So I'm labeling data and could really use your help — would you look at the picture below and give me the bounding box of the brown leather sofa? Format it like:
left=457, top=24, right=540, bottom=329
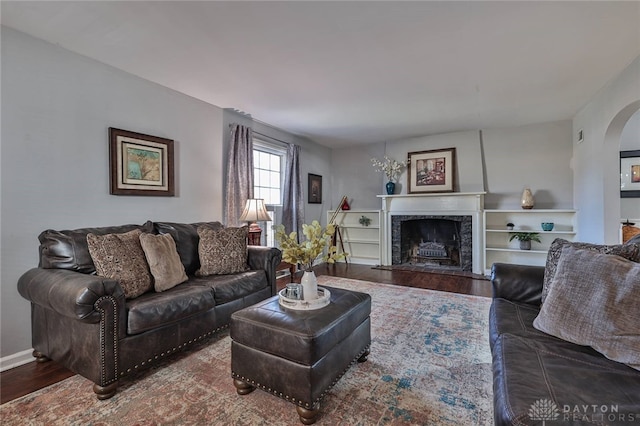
left=17, top=221, right=281, bottom=400
left=490, top=262, right=640, bottom=425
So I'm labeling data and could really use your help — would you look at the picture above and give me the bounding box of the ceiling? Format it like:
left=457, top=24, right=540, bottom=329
left=2, top=1, right=639, bottom=148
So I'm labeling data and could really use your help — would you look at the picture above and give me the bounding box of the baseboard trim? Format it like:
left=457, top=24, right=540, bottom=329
left=0, top=349, right=34, bottom=372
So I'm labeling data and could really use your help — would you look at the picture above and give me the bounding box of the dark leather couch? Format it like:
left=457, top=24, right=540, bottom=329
left=17, top=221, right=281, bottom=400
left=490, top=263, right=640, bottom=425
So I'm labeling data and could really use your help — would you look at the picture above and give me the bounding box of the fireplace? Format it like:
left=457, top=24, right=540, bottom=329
left=392, top=215, right=473, bottom=271
left=378, top=192, right=485, bottom=274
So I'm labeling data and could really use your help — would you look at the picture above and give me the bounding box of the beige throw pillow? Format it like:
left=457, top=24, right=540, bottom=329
left=534, top=246, right=640, bottom=371
left=139, top=233, right=188, bottom=292
left=196, top=226, right=249, bottom=276
left=541, top=238, right=640, bottom=304
left=87, top=229, right=153, bottom=299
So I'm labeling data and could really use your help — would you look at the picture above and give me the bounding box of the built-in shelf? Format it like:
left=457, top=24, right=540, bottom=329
left=328, top=209, right=381, bottom=265
left=483, top=209, right=577, bottom=274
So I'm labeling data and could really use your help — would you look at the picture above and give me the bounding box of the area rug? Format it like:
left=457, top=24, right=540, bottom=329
left=1, top=277, right=493, bottom=425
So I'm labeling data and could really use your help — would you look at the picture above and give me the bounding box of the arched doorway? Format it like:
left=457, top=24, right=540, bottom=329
left=603, top=101, right=640, bottom=242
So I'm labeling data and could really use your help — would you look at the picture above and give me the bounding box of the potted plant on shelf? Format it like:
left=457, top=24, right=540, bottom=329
left=508, top=232, right=541, bottom=250
left=274, top=221, right=347, bottom=300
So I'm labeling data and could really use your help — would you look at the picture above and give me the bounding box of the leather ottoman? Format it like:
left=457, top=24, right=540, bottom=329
left=230, top=286, right=371, bottom=425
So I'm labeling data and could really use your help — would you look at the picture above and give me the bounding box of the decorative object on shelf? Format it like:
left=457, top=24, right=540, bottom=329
left=506, top=223, right=515, bottom=230
left=509, top=232, right=541, bottom=250
left=371, top=156, right=407, bottom=195
left=308, top=174, right=323, bottom=204
left=359, top=215, right=372, bottom=227
left=239, top=198, right=272, bottom=245
left=521, top=188, right=535, bottom=209
left=274, top=221, right=347, bottom=300
left=620, top=150, right=640, bottom=198
left=541, top=222, right=555, bottom=231
left=109, top=128, right=175, bottom=196
left=407, top=148, right=456, bottom=193
left=341, top=197, right=351, bottom=210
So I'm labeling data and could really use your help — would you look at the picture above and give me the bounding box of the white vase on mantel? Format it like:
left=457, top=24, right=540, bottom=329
left=301, top=270, right=318, bottom=301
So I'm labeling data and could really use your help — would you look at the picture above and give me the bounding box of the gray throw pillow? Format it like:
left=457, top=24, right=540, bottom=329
left=541, top=238, right=640, bottom=304
left=139, top=233, right=188, bottom=292
left=87, top=229, right=153, bottom=299
left=534, top=246, right=640, bottom=371
left=196, top=226, right=249, bottom=276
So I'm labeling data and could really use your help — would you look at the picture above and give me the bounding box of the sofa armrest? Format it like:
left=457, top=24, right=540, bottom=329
left=247, top=246, right=282, bottom=295
left=17, top=268, right=126, bottom=323
left=490, top=263, right=545, bottom=306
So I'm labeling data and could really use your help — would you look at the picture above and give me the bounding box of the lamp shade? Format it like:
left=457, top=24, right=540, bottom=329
left=239, top=199, right=271, bottom=223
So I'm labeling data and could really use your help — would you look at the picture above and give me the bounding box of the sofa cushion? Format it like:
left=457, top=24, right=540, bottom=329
left=492, top=334, right=640, bottom=426
left=534, top=246, right=640, bottom=371
left=541, top=238, right=640, bottom=304
left=87, top=229, right=153, bottom=299
left=154, top=221, right=223, bottom=275
left=187, top=270, right=268, bottom=305
left=489, top=299, right=550, bottom=349
left=139, top=233, right=188, bottom=292
left=38, top=221, right=154, bottom=273
left=196, top=226, right=249, bottom=276
left=126, top=284, right=216, bottom=335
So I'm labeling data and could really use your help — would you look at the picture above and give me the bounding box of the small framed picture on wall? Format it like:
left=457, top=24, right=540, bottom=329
left=620, top=150, right=640, bottom=198
left=308, top=174, right=322, bottom=204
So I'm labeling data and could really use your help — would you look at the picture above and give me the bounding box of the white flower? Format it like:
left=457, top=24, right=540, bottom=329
left=371, top=156, right=407, bottom=182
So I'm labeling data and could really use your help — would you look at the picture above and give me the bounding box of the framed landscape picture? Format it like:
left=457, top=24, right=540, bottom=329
left=620, top=150, right=640, bottom=198
left=109, top=128, right=175, bottom=196
left=407, top=148, right=456, bottom=193
left=308, top=173, right=322, bottom=204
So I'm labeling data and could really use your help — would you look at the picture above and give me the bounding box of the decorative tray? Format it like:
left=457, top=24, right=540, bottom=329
left=278, top=287, right=331, bottom=311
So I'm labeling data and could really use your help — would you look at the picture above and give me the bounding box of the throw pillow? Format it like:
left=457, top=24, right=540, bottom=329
left=87, top=229, right=153, bottom=299
left=139, top=233, right=188, bottom=292
left=541, top=238, right=640, bottom=304
left=196, top=226, right=249, bottom=276
left=533, top=246, right=640, bottom=371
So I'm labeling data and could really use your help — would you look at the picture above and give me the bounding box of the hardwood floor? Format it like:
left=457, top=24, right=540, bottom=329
left=0, top=263, right=491, bottom=405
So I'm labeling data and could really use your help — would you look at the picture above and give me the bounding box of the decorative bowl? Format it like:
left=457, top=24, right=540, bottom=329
left=541, top=222, right=554, bottom=231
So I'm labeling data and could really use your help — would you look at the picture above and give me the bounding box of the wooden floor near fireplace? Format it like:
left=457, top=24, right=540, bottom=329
left=1, top=263, right=491, bottom=404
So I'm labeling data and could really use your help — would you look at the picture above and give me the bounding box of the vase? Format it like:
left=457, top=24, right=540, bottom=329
left=300, top=270, right=318, bottom=300
left=519, top=240, right=531, bottom=250
left=521, top=188, right=534, bottom=210
left=386, top=181, right=395, bottom=195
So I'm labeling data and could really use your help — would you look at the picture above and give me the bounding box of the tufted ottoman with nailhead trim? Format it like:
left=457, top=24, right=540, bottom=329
left=230, top=285, right=371, bottom=425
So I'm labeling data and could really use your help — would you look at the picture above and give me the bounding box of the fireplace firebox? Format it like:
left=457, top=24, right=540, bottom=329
left=391, top=215, right=472, bottom=272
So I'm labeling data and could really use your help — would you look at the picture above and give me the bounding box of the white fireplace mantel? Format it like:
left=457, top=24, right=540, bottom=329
left=377, top=192, right=486, bottom=274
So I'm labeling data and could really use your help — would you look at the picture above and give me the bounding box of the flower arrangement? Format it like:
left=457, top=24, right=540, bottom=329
left=371, top=156, right=407, bottom=182
left=359, top=215, right=372, bottom=226
left=274, top=221, right=347, bottom=271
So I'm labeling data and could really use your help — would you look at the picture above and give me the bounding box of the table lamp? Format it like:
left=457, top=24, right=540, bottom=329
left=239, top=198, right=271, bottom=245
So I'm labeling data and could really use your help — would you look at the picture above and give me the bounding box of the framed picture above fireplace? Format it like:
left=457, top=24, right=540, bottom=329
left=407, top=148, right=456, bottom=193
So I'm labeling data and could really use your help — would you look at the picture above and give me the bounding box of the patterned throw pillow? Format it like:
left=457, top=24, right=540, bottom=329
left=534, top=246, right=640, bottom=371
left=139, top=233, right=188, bottom=292
left=541, top=238, right=640, bottom=304
left=87, top=229, right=153, bottom=299
left=196, top=226, right=249, bottom=276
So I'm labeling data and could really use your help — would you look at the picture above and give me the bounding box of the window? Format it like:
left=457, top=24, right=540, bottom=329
left=253, top=139, right=286, bottom=246
left=253, top=142, right=284, bottom=206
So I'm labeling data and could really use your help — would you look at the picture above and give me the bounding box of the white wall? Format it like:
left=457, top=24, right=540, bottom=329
left=482, top=121, right=573, bottom=209
left=573, top=55, right=640, bottom=243
left=330, top=123, right=574, bottom=211
left=0, top=27, right=333, bottom=362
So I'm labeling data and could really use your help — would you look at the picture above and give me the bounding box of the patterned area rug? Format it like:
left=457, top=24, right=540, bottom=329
left=1, top=277, right=493, bottom=425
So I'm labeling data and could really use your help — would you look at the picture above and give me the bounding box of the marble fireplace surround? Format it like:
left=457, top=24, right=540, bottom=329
left=377, top=192, right=485, bottom=274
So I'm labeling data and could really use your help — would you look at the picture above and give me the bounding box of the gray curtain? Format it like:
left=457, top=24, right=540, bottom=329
left=282, top=144, right=304, bottom=235
left=225, top=124, right=254, bottom=227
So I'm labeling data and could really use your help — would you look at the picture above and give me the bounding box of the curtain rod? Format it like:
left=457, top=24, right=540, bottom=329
left=253, top=130, right=290, bottom=147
